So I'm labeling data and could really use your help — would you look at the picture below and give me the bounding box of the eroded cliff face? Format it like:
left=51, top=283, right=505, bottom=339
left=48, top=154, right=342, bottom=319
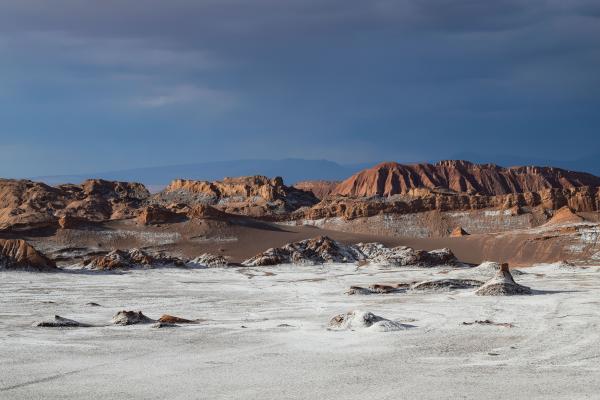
left=0, top=239, right=57, bottom=271
left=293, top=187, right=600, bottom=221
left=156, top=175, right=318, bottom=217
left=333, top=160, right=600, bottom=197
left=0, top=178, right=150, bottom=232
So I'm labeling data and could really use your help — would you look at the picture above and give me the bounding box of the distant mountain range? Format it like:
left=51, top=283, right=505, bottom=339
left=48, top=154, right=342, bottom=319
left=31, top=155, right=600, bottom=192
left=32, top=159, right=374, bottom=191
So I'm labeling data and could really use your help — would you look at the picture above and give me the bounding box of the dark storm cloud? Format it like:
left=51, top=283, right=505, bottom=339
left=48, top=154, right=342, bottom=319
left=0, top=1, right=599, bottom=176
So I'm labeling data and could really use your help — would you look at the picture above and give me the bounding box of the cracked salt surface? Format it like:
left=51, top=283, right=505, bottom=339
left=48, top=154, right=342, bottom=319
left=2, top=263, right=600, bottom=399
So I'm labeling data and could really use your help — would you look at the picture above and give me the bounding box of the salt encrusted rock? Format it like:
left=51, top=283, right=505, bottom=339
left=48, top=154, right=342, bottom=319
left=243, top=236, right=363, bottom=266
left=410, top=278, right=483, bottom=291
left=242, top=236, right=461, bottom=267
left=111, top=310, right=155, bottom=325
left=328, top=310, right=410, bottom=332
left=346, top=283, right=410, bottom=295
left=84, top=248, right=184, bottom=270
left=475, top=263, right=532, bottom=296
left=355, top=243, right=460, bottom=267
left=34, top=315, right=89, bottom=327
left=188, top=253, right=232, bottom=268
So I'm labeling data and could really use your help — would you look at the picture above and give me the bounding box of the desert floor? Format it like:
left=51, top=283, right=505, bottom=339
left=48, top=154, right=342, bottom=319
left=2, top=263, right=600, bottom=399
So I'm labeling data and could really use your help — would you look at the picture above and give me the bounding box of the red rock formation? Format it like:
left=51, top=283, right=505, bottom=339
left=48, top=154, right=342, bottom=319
left=545, top=206, right=584, bottom=226
left=293, top=180, right=340, bottom=199
left=136, top=205, right=182, bottom=225
left=450, top=227, right=470, bottom=237
left=0, top=178, right=150, bottom=232
left=294, top=187, right=600, bottom=221
left=334, top=160, right=600, bottom=197
left=0, top=239, right=57, bottom=271
left=159, top=175, right=318, bottom=217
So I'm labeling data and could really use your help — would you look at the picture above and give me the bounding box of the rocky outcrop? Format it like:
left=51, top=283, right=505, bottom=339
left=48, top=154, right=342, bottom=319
left=293, top=180, right=340, bottom=199
left=242, top=236, right=461, bottom=267
left=328, top=310, right=410, bottom=332
left=356, top=242, right=460, bottom=267
left=411, top=279, right=483, bottom=291
left=242, top=236, right=363, bottom=266
left=111, top=310, right=155, bottom=325
left=0, top=239, right=57, bottom=271
left=293, top=186, right=600, bottom=222
left=188, top=253, right=232, bottom=268
left=157, top=175, right=318, bottom=218
left=334, top=160, right=600, bottom=197
left=545, top=206, right=584, bottom=226
left=83, top=248, right=184, bottom=270
left=0, top=178, right=150, bottom=232
left=157, top=315, right=196, bottom=323
left=34, top=315, right=90, bottom=327
left=475, top=263, right=532, bottom=296
left=136, top=205, right=183, bottom=225
left=450, top=226, right=469, bottom=237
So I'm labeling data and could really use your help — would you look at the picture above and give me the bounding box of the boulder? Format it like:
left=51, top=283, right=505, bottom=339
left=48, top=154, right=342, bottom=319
left=111, top=310, right=155, bottom=325
left=157, top=315, right=196, bottom=324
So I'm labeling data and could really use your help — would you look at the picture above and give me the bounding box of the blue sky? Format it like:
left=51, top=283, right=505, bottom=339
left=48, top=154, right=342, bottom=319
left=1, top=0, right=599, bottom=177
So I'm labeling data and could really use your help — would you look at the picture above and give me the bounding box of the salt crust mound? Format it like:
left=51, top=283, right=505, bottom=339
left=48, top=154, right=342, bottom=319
left=328, top=310, right=410, bottom=332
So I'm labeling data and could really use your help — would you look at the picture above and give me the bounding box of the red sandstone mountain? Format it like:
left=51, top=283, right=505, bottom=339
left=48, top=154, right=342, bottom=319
left=333, top=160, right=600, bottom=197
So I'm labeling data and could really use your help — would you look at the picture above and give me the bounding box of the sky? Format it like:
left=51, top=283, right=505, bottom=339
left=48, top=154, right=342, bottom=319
left=0, top=0, right=599, bottom=177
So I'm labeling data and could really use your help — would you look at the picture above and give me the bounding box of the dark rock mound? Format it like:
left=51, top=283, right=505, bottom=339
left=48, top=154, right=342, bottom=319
left=411, top=278, right=483, bottom=291
left=34, top=315, right=90, bottom=327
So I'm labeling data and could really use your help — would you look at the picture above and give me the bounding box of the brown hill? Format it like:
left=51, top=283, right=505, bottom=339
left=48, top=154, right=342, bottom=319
left=0, top=178, right=149, bottom=232
left=157, top=176, right=318, bottom=217
left=333, top=160, right=600, bottom=197
left=293, top=180, right=340, bottom=199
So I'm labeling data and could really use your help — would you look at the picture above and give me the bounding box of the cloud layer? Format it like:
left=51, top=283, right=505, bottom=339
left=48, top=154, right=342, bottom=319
left=0, top=0, right=599, bottom=176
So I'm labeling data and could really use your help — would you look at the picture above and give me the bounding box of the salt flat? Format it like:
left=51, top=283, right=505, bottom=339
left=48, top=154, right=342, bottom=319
left=2, top=264, right=600, bottom=399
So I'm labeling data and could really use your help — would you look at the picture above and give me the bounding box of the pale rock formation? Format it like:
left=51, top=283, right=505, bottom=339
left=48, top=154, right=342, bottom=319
left=475, top=263, right=532, bottom=295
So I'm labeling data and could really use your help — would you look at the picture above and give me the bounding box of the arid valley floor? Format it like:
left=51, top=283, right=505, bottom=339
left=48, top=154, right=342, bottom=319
left=3, top=263, right=600, bottom=399
left=3, top=160, right=600, bottom=398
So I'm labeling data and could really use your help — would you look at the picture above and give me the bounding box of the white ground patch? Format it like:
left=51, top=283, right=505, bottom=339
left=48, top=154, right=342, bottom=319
left=2, top=263, right=600, bottom=399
